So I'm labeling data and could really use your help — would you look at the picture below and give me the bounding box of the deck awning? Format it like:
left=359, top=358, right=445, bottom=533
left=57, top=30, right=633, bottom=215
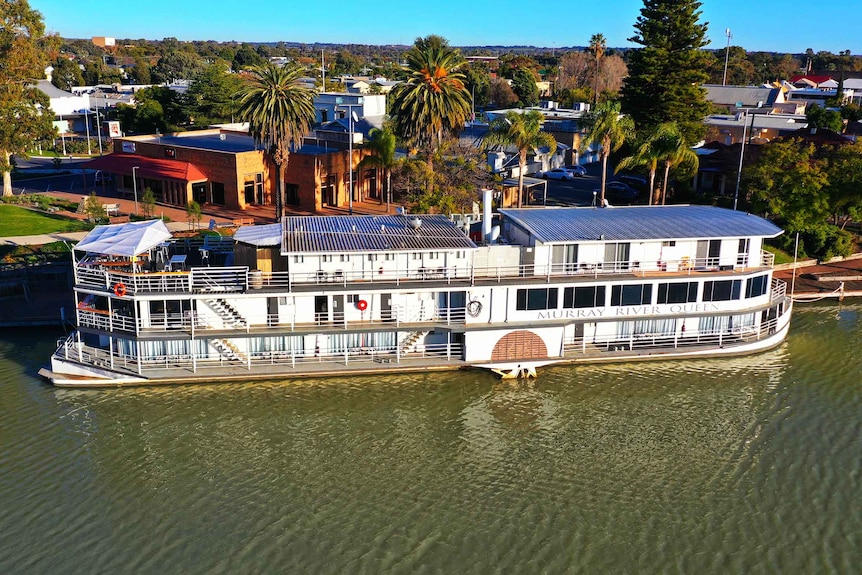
left=85, top=153, right=207, bottom=182
left=74, top=219, right=172, bottom=257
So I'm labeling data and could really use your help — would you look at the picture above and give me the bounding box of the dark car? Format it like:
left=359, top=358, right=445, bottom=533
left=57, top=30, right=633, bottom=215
left=601, top=181, right=641, bottom=203
left=614, top=174, right=648, bottom=192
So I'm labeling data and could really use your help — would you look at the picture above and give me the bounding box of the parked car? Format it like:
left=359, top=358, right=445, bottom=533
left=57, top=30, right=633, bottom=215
left=564, top=165, right=588, bottom=176
left=598, top=181, right=641, bottom=203
left=540, top=168, right=579, bottom=180
left=614, top=174, right=648, bottom=192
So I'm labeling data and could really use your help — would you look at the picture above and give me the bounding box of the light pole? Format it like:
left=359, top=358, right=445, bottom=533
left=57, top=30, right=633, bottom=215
left=132, top=166, right=140, bottom=215
left=733, top=110, right=752, bottom=211
left=722, top=28, right=732, bottom=86
left=94, top=106, right=103, bottom=155
left=335, top=98, right=362, bottom=215
left=82, top=110, right=91, bottom=156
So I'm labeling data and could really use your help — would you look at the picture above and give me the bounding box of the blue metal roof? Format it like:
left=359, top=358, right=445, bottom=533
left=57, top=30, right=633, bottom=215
left=280, top=214, right=476, bottom=254
left=499, top=205, right=783, bottom=243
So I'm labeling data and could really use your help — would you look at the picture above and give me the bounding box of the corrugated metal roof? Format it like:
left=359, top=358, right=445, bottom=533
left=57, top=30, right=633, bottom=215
left=499, top=205, right=783, bottom=243
left=280, top=215, right=476, bottom=254
left=234, top=223, right=282, bottom=247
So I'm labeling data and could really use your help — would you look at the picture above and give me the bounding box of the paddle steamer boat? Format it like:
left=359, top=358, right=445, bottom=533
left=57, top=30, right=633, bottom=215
left=42, top=202, right=792, bottom=386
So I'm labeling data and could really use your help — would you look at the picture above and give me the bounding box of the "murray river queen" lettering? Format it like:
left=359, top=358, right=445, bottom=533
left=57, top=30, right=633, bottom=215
left=536, top=303, right=720, bottom=320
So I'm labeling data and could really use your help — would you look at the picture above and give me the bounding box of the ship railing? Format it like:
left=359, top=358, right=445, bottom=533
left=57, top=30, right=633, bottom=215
left=77, top=308, right=138, bottom=333
left=770, top=278, right=787, bottom=302
left=191, top=267, right=248, bottom=292
left=761, top=250, right=775, bottom=268
left=563, top=314, right=785, bottom=355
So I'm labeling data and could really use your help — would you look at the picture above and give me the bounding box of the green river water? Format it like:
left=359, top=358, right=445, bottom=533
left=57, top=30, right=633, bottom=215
left=1, top=302, right=860, bottom=574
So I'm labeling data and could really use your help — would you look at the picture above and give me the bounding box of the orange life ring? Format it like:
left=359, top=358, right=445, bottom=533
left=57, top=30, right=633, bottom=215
left=113, top=282, right=127, bottom=297
left=356, top=299, right=368, bottom=311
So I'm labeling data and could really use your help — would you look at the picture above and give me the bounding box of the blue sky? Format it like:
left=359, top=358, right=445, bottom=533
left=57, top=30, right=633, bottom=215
left=34, top=0, right=861, bottom=54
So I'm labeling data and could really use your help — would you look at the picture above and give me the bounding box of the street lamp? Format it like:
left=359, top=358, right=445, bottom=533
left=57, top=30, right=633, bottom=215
left=733, top=110, right=755, bottom=211
left=722, top=28, right=732, bottom=86
left=132, top=166, right=140, bottom=215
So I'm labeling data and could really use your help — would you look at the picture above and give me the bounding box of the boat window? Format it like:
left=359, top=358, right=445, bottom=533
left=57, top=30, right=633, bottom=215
left=516, top=288, right=559, bottom=311
left=745, top=275, right=768, bottom=298
left=563, top=286, right=606, bottom=308
left=657, top=282, right=698, bottom=304
left=703, top=279, right=742, bottom=301
left=611, top=284, right=652, bottom=306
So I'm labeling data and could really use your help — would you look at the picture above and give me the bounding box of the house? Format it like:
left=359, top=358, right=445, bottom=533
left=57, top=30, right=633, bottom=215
left=702, top=84, right=784, bottom=111
left=313, top=93, right=386, bottom=125
left=703, top=110, right=808, bottom=146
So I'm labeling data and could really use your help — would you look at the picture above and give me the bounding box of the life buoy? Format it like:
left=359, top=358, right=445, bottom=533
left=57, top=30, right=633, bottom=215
left=113, top=282, right=127, bottom=297
left=467, top=300, right=482, bottom=318
left=356, top=299, right=368, bottom=311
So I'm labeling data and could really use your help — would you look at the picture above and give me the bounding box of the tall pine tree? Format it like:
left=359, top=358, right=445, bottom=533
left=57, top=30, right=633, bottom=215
left=620, top=0, right=711, bottom=146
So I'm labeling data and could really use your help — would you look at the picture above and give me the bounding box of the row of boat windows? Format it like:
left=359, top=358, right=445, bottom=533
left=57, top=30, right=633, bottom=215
left=294, top=251, right=468, bottom=264
left=516, top=275, right=770, bottom=311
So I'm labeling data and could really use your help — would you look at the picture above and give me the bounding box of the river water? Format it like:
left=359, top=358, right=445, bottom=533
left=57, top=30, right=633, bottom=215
left=1, top=303, right=860, bottom=574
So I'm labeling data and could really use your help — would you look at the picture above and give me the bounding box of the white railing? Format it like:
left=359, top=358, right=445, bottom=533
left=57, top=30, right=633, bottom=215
left=562, top=314, right=786, bottom=355
left=771, top=278, right=787, bottom=302
left=74, top=253, right=775, bottom=295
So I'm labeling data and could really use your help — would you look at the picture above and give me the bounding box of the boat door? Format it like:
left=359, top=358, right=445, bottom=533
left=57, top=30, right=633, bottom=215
left=381, top=293, right=393, bottom=322
left=574, top=322, right=585, bottom=346
left=315, top=296, right=328, bottom=325
left=332, top=295, right=344, bottom=324
left=267, top=297, right=278, bottom=326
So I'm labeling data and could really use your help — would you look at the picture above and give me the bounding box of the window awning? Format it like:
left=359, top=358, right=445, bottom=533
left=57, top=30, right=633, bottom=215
left=84, top=153, right=207, bottom=182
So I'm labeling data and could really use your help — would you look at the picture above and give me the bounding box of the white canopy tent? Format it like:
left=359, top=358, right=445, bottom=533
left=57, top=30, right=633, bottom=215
left=74, top=220, right=172, bottom=257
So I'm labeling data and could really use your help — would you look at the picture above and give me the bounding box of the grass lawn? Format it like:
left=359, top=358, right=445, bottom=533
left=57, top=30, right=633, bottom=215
left=0, top=204, right=91, bottom=237
left=763, top=244, right=795, bottom=265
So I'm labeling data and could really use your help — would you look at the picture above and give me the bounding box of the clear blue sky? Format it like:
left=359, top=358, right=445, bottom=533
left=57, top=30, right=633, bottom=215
left=34, top=0, right=861, bottom=54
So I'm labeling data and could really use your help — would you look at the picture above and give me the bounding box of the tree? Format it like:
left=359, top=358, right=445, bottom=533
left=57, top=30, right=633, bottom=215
left=588, top=34, right=606, bottom=105
left=186, top=62, right=243, bottom=125
left=806, top=104, right=844, bottom=133
left=511, top=68, right=539, bottom=107
left=358, top=126, right=397, bottom=210
left=186, top=200, right=202, bottom=230
left=152, top=50, right=206, bottom=83
left=237, top=63, right=315, bottom=221
left=51, top=57, right=84, bottom=91
left=488, top=78, right=518, bottom=108
left=617, top=123, right=676, bottom=205
left=462, top=62, right=491, bottom=110
left=580, top=101, right=635, bottom=205
left=389, top=35, right=471, bottom=183
left=141, top=187, right=156, bottom=218
left=84, top=192, right=106, bottom=222
left=1, top=0, right=56, bottom=196
left=232, top=44, right=264, bottom=71
left=482, top=110, right=557, bottom=208
left=620, top=0, right=711, bottom=145
left=655, top=122, right=699, bottom=204
left=821, top=140, right=862, bottom=229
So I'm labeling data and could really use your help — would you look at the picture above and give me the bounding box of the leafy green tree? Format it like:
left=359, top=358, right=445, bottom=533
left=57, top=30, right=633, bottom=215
left=462, top=63, right=491, bottom=110
left=1, top=0, right=56, bottom=196
left=511, top=68, right=540, bottom=107
left=232, top=44, right=265, bottom=71
left=806, top=104, right=844, bottom=132
left=488, top=78, right=518, bottom=108
left=141, top=187, right=156, bottom=218
left=186, top=199, right=202, bottom=230
left=237, top=63, right=315, bottom=220
left=617, top=124, right=670, bottom=205
left=822, top=140, right=862, bottom=229
left=744, top=139, right=830, bottom=234
left=482, top=110, right=556, bottom=208
left=588, top=34, right=606, bottom=104
left=389, top=35, right=471, bottom=182
left=620, top=0, right=711, bottom=145
left=152, top=50, right=206, bottom=83
left=129, top=57, right=152, bottom=85
left=358, top=126, right=397, bottom=210
left=580, top=100, right=635, bottom=205
left=186, top=62, right=243, bottom=125
left=51, top=57, right=84, bottom=91
left=84, top=192, right=106, bottom=222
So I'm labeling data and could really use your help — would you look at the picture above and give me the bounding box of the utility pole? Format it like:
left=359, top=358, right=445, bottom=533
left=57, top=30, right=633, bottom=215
left=722, top=28, right=732, bottom=86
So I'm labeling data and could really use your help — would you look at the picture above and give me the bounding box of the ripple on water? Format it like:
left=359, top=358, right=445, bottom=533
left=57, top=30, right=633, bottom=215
left=1, top=306, right=861, bottom=573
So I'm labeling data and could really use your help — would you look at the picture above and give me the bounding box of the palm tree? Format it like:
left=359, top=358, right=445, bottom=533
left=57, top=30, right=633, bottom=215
left=657, top=123, right=699, bottom=205
left=389, top=35, right=472, bottom=185
left=482, top=110, right=557, bottom=208
left=358, top=126, right=397, bottom=211
left=588, top=33, right=607, bottom=105
left=580, top=100, right=635, bottom=206
left=236, top=63, right=315, bottom=220
left=617, top=123, right=678, bottom=205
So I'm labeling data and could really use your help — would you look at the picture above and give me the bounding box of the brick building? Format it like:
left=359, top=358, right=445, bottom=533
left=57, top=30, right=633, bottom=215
left=87, top=128, right=374, bottom=214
